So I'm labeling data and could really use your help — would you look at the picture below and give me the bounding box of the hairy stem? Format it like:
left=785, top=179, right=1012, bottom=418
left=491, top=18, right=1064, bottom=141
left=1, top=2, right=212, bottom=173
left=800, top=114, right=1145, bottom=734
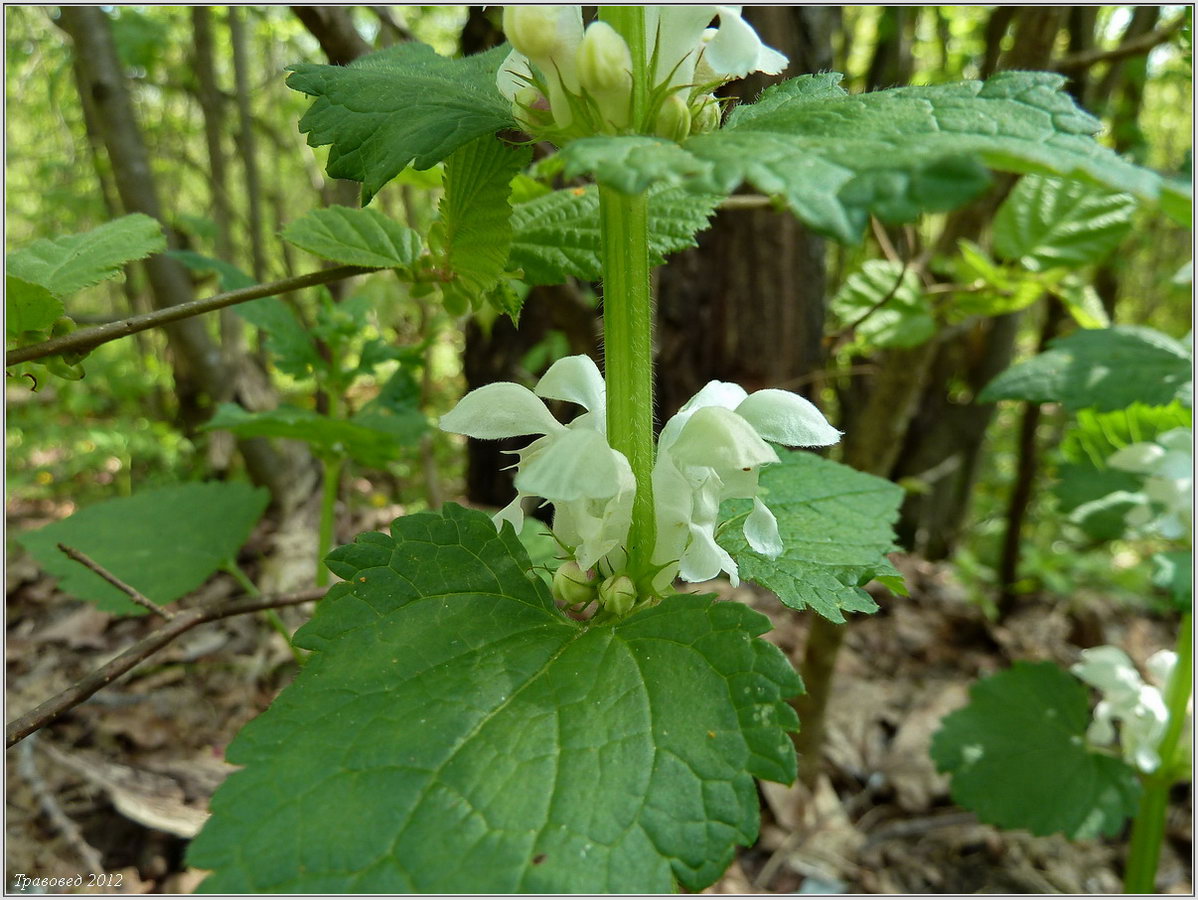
left=598, top=184, right=656, bottom=580
left=1123, top=611, right=1192, bottom=892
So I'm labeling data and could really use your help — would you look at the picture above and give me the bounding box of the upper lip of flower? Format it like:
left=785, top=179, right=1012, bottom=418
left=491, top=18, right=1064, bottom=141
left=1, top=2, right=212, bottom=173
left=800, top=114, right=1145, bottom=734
left=439, top=354, right=634, bottom=570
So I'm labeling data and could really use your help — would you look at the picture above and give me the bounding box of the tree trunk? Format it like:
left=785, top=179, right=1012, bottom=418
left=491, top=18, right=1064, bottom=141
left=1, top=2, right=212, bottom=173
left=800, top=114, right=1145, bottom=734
left=59, top=6, right=308, bottom=509
left=229, top=7, right=268, bottom=283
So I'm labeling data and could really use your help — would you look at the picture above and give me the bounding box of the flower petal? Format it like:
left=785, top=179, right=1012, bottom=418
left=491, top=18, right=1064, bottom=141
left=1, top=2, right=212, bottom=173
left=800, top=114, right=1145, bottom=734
left=744, top=498, right=783, bottom=557
left=735, top=389, right=841, bottom=447
left=670, top=406, right=779, bottom=471
left=515, top=427, right=628, bottom=502
left=1108, top=441, right=1165, bottom=474
left=493, top=495, right=526, bottom=534
left=496, top=49, right=533, bottom=101
left=440, top=382, right=564, bottom=439
left=645, top=6, right=719, bottom=90
left=704, top=7, right=789, bottom=78
left=535, top=354, right=606, bottom=416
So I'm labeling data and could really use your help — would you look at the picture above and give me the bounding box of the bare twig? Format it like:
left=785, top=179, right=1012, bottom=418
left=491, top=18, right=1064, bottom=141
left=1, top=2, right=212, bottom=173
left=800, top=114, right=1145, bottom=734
left=870, top=216, right=901, bottom=265
left=17, top=734, right=107, bottom=874
left=1053, top=17, right=1184, bottom=73
left=6, top=264, right=378, bottom=366
left=719, top=194, right=776, bottom=210
left=6, top=587, right=325, bottom=748
left=57, top=544, right=174, bottom=619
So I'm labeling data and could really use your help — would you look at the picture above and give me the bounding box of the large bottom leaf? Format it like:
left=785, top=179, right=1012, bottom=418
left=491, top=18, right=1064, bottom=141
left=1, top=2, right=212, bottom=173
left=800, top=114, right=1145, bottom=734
left=189, top=504, right=801, bottom=892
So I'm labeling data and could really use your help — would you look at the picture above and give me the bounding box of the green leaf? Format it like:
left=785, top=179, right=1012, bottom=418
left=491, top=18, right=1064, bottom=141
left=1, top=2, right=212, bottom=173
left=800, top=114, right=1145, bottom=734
left=509, top=184, right=721, bottom=285
left=931, top=662, right=1141, bottom=839
left=993, top=175, right=1137, bottom=271
left=15, top=482, right=268, bottom=616
left=281, top=206, right=422, bottom=269
left=189, top=504, right=801, bottom=892
left=203, top=403, right=414, bottom=468
left=6, top=213, right=165, bottom=297
left=1053, top=465, right=1143, bottom=541
left=1055, top=276, right=1111, bottom=329
left=436, top=137, right=530, bottom=314
left=561, top=72, right=1171, bottom=243
left=718, top=450, right=905, bottom=623
left=287, top=43, right=516, bottom=203
left=6, top=276, right=63, bottom=336
left=979, top=325, right=1193, bottom=411
left=830, top=260, right=934, bottom=349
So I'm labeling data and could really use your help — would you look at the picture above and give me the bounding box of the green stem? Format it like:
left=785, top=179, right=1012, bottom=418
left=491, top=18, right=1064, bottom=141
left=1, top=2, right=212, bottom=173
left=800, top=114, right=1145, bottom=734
left=1123, top=611, right=1192, bottom=893
left=598, top=184, right=655, bottom=580
left=224, top=560, right=305, bottom=665
left=599, top=6, right=649, bottom=128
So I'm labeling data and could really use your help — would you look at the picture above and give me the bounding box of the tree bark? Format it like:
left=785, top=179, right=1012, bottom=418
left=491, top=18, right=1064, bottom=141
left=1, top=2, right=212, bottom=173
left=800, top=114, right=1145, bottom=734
left=291, top=6, right=373, bottom=65
left=59, top=6, right=307, bottom=508
left=229, top=7, right=268, bottom=283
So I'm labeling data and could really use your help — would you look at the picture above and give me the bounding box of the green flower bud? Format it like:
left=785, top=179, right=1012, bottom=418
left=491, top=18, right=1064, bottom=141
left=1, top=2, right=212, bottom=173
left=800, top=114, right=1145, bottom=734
left=577, top=22, right=632, bottom=96
left=552, top=561, right=596, bottom=607
left=598, top=574, right=637, bottom=617
left=654, top=93, right=692, bottom=142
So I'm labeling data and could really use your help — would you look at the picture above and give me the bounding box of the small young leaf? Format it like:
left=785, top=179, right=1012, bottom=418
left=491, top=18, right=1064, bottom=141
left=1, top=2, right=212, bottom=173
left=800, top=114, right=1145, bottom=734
left=203, top=403, right=415, bottom=468
left=287, top=43, right=516, bottom=202
left=281, top=206, right=422, bottom=269
left=509, top=184, right=720, bottom=285
left=6, top=213, right=165, bottom=297
left=830, top=260, right=934, bottom=349
left=993, top=175, right=1137, bottom=271
left=6, top=276, right=64, bottom=336
left=437, top=137, right=530, bottom=314
left=931, top=661, right=1141, bottom=839
left=980, top=325, right=1193, bottom=411
left=189, top=504, right=801, bottom=893
left=718, top=450, right=905, bottom=622
left=561, top=72, right=1176, bottom=243
left=16, top=482, right=268, bottom=616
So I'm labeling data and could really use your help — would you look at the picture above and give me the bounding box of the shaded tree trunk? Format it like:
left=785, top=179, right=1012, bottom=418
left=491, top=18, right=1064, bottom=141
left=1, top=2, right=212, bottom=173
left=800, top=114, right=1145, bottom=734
left=59, top=6, right=308, bottom=509
left=229, top=7, right=268, bottom=283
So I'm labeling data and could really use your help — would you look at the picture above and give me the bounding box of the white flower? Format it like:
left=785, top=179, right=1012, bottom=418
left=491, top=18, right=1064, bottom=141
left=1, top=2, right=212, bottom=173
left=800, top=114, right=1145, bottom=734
left=651, top=381, right=840, bottom=589
left=497, top=5, right=786, bottom=139
left=439, top=354, right=634, bottom=570
left=644, top=6, right=788, bottom=96
left=1072, top=645, right=1190, bottom=774
left=1107, top=428, right=1193, bottom=541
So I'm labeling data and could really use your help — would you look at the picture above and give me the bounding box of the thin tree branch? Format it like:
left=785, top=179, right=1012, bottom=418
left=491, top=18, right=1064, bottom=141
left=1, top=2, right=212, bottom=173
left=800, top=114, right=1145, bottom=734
left=6, top=587, right=325, bottom=748
left=57, top=544, right=174, bottom=619
left=6, top=265, right=378, bottom=367
left=719, top=194, right=776, bottom=210
left=1053, top=18, right=1183, bottom=73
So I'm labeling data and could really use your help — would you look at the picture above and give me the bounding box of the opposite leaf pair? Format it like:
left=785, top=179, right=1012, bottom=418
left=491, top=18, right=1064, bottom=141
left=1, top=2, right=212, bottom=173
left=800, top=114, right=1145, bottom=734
left=439, top=354, right=840, bottom=603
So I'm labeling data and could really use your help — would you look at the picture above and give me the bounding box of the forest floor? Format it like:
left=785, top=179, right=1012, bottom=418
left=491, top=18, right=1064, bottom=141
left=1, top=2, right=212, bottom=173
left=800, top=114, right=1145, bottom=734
left=5, top=500, right=1192, bottom=895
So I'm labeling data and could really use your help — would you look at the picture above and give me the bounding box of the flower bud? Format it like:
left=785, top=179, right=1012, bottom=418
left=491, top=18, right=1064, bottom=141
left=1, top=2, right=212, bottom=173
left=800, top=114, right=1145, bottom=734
left=690, top=95, right=721, bottom=134
left=598, top=574, right=636, bottom=616
left=577, top=22, right=632, bottom=95
left=552, top=561, right=596, bottom=607
left=654, top=93, right=692, bottom=142
left=503, top=6, right=565, bottom=60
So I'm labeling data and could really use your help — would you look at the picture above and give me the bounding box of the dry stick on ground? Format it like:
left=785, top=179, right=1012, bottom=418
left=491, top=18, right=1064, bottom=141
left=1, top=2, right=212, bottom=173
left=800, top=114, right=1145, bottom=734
left=6, top=264, right=378, bottom=367
left=56, top=544, right=175, bottom=620
left=6, top=587, right=325, bottom=748
left=16, top=733, right=107, bottom=874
